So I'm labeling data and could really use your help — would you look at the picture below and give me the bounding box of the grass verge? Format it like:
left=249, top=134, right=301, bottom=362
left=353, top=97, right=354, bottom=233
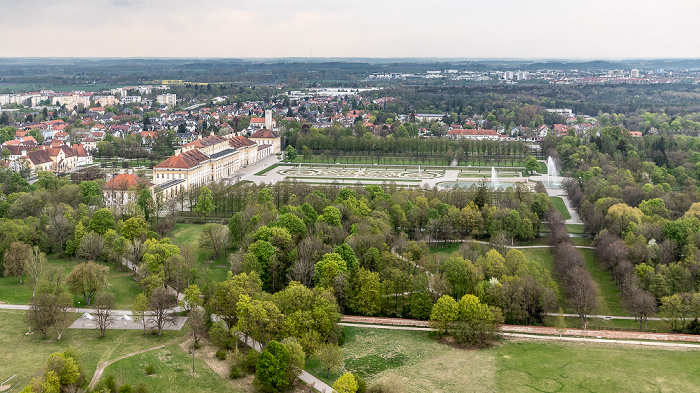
left=549, top=196, right=571, bottom=220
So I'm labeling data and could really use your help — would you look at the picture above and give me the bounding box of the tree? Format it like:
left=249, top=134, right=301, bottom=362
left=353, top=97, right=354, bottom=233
left=198, top=223, right=229, bottom=261
left=53, top=293, right=73, bottom=340
left=137, top=189, right=154, bottom=221
left=524, top=155, right=540, bottom=174
left=429, top=295, right=459, bottom=334
left=555, top=307, right=566, bottom=337
left=188, top=306, right=208, bottom=344
left=316, top=343, right=343, bottom=378
left=194, top=186, right=214, bottom=216
left=131, top=292, right=150, bottom=335
left=149, top=286, right=175, bottom=336
left=93, top=292, right=115, bottom=338
left=285, top=145, right=297, bottom=161
left=349, top=267, right=381, bottom=316
left=88, top=208, right=115, bottom=235
left=207, top=271, right=263, bottom=329
left=182, top=284, right=203, bottom=311
left=254, top=340, right=290, bottom=393
left=66, top=261, right=109, bottom=306
left=333, top=372, right=359, bottom=393
left=3, top=241, right=31, bottom=283
left=568, top=268, right=598, bottom=328
left=28, top=293, right=57, bottom=339
left=237, top=295, right=284, bottom=349
left=121, top=217, right=148, bottom=241
left=76, top=231, right=105, bottom=261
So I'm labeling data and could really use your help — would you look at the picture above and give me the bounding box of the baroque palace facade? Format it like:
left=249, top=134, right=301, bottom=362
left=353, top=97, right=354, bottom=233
left=151, top=131, right=279, bottom=199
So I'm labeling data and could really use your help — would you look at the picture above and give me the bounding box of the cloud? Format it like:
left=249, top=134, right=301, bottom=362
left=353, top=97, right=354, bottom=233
left=0, top=0, right=699, bottom=58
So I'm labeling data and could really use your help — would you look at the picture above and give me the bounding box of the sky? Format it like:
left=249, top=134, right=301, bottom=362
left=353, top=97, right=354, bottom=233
left=2, top=0, right=699, bottom=59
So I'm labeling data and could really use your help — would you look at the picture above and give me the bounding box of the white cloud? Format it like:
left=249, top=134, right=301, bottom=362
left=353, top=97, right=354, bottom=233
left=0, top=0, right=698, bottom=58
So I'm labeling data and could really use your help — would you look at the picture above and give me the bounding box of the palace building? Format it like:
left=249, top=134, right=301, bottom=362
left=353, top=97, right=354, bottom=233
left=152, top=134, right=272, bottom=199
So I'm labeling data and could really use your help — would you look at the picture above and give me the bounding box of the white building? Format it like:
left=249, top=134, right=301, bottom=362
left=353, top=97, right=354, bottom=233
left=156, top=93, right=177, bottom=107
left=630, top=69, right=640, bottom=78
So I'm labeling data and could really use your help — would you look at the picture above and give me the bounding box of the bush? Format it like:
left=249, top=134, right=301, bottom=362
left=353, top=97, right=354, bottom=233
left=144, top=364, right=155, bottom=375
left=133, top=384, right=149, bottom=393
left=215, top=350, right=227, bottom=360
left=119, top=384, right=132, bottom=393
left=229, top=363, right=244, bottom=379
left=103, top=375, right=117, bottom=392
left=355, top=375, right=367, bottom=393
left=243, top=349, right=260, bottom=373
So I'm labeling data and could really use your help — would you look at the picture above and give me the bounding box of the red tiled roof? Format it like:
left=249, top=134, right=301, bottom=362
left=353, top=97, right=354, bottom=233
left=104, top=173, right=152, bottom=190
left=446, top=129, right=497, bottom=136
left=183, top=135, right=226, bottom=149
left=228, top=136, right=256, bottom=149
left=26, top=149, right=52, bottom=165
left=249, top=128, right=278, bottom=139
left=153, top=149, right=209, bottom=169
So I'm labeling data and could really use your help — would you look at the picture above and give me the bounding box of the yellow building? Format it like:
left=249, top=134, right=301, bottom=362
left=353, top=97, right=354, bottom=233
left=152, top=135, right=260, bottom=198
left=249, top=128, right=281, bottom=154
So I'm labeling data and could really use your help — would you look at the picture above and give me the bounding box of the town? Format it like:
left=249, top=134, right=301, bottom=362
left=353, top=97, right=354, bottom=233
left=2, top=1, right=700, bottom=391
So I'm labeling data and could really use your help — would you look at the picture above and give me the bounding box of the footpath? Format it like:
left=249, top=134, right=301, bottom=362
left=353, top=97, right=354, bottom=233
left=340, top=315, right=700, bottom=346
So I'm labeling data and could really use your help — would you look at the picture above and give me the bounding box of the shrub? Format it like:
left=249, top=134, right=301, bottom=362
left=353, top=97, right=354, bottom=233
left=355, top=375, right=367, bottom=393
left=133, top=384, right=149, bottom=393
left=215, top=350, right=227, bottom=360
left=229, top=363, right=244, bottom=379
left=119, top=384, right=132, bottom=393
left=243, top=350, right=260, bottom=373
left=144, top=364, right=155, bottom=375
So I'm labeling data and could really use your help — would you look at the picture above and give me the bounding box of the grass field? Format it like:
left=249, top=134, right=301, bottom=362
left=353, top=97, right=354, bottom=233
left=0, top=259, right=140, bottom=308
left=580, top=249, right=627, bottom=316
left=566, top=223, right=586, bottom=234
left=0, top=310, right=180, bottom=390
left=497, top=340, right=700, bottom=392
left=549, top=196, right=572, bottom=220
left=306, top=326, right=497, bottom=392
left=100, top=343, right=241, bottom=393
left=307, top=326, right=700, bottom=392
left=170, top=223, right=229, bottom=282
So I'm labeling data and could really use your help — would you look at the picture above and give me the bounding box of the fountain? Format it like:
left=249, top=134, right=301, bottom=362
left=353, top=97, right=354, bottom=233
left=297, top=162, right=302, bottom=174
left=546, top=156, right=559, bottom=187
left=490, top=166, right=499, bottom=189
left=418, top=165, right=421, bottom=173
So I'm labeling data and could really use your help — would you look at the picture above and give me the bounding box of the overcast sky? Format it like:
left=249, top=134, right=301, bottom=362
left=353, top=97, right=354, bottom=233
left=2, top=0, right=699, bottom=59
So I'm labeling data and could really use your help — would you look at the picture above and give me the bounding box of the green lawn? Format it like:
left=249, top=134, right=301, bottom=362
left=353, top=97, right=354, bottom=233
left=170, top=223, right=229, bottom=282
left=566, top=223, right=586, bottom=234
left=99, top=343, right=241, bottom=393
left=497, top=341, right=700, bottom=392
left=0, top=310, right=180, bottom=390
left=581, top=249, right=627, bottom=316
left=308, top=326, right=700, bottom=392
left=306, top=326, right=497, bottom=392
left=0, top=259, right=140, bottom=308
left=549, top=196, right=571, bottom=220
left=429, top=242, right=462, bottom=256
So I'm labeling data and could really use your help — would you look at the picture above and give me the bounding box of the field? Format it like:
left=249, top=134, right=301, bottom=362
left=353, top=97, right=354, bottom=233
left=549, top=196, right=572, bottom=220
left=169, top=223, right=229, bottom=282
left=0, top=259, right=140, bottom=308
left=306, top=326, right=497, bottom=392
left=0, top=310, right=180, bottom=390
left=307, top=326, right=700, bottom=392
left=497, top=340, right=700, bottom=392
left=100, top=343, right=241, bottom=393
left=580, top=248, right=627, bottom=316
